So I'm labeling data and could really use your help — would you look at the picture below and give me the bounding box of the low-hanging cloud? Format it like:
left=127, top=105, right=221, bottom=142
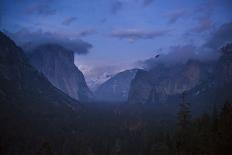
left=5, top=29, right=93, bottom=55
left=140, top=21, right=232, bottom=69
left=111, top=28, right=169, bottom=42
left=140, top=44, right=219, bottom=69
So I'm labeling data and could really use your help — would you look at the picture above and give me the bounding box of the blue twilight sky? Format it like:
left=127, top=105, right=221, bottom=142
left=1, top=0, right=232, bottom=87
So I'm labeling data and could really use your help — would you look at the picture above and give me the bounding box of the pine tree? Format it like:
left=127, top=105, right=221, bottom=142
left=176, top=92, right=191, bottom=155
left=218, top=101, right=232, bottom=154
left=39, top=142, right=53, bottom=155
left=178, top=92, right=191, bottom=130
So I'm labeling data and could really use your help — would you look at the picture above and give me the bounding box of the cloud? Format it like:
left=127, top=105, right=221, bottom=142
left=5, top=28, right=93, bottom=55
left=166, top=10, right=186, bottom=24
left=204, top=21, right=232, bottom=49
left=140, top=44, right=218, bottom=69
left=26, top=0, right=56, bottom=16
left=140, top=22, right=232, bottom=69
left=191, top=16, right=213, bottom=33
left=62, top=17, right=77, bottom=26
left=111, top=28, right=169, bottom=41
left=143, top=0, right=154, bottom=6
left=111, top=0, right=123, bottom=14
left=110, top=0, right=154, bottom=12
left=142, top=45, right=197, bottom=68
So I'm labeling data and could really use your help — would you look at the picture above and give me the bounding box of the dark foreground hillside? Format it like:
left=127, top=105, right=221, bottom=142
left=0, top=32, right=82, bottom=154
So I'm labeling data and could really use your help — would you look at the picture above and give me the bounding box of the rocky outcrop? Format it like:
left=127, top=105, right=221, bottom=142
left=29, top=44, right=93, bottom=101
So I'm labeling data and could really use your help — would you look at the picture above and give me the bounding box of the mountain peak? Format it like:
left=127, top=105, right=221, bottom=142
left=29, top=43, right=93, bottom=101
left=95, top=69, right=139, bottom=102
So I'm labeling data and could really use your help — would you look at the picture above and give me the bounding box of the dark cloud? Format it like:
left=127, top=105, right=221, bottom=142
left=166, top=10, right=186, bottom=24
left=191, top=16, right=213, bottom=33
left=111, top=29, right=169, bottom=42
left=111, top=0, right=123, bottom=14
left=205, top=21, right=232, bottom=49
left=4, top=29, right=93, bottom=55
left=140, top=44, right=218, bottom=69
left=62, top=17, right=77, bottom=26
left=143, top=0, right=154, bottom=6
left=140, top=21, right=232, bottom=69
left=143, top=45, right=197, bottom=68
left=26, top=0, right=56, bottom=16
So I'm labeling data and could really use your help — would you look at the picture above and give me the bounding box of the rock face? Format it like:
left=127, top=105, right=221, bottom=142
left=218, top=43, right=232, bottom=84
left=128, top=60, right=213, bottom=104
left=29, top=44, right=93, bottom=101
left=0, top=32, right=81, bottom=153
left=95, top=69, right=139, bottom=102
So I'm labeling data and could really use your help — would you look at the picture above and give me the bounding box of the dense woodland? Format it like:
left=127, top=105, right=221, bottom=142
left=1, top=99, right=232, bottom=155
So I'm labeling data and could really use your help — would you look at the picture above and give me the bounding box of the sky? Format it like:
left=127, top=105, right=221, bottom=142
left=1, top=0, right=232, bottom=88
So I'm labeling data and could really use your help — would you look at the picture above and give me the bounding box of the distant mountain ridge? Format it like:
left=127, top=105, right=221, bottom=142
left=128, top=60, right=215, bottom=104
left=29, top=43, right=93, bottom=101
left=95, top=69, right=139, bottom=102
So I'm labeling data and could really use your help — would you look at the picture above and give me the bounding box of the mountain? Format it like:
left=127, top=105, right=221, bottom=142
left=0, top=32, right=82, bottom=153
left=85, top=71, right=114, bottom=91
left=95, top=69, right=139, bottom=102
left=28, top=44, right=93, bottom=101
left=128, top=44, right=232, bottom=114
left=128, top=60, right=215, bottom=105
